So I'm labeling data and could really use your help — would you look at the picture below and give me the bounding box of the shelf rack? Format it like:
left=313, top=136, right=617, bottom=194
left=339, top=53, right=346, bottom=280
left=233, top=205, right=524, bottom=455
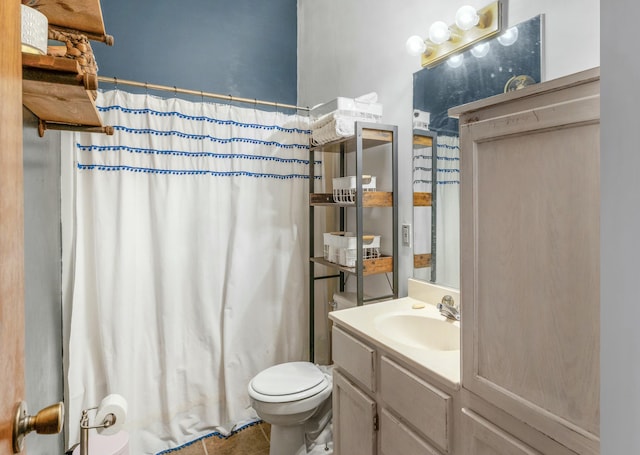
left=21, top=0, right=114, bottom=136
left=308, top=122, right=398, bottom=361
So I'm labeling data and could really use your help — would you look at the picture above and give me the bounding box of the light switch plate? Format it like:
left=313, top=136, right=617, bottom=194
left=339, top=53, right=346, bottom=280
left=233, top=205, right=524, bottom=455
left=402, top=223, right=411, bottom=247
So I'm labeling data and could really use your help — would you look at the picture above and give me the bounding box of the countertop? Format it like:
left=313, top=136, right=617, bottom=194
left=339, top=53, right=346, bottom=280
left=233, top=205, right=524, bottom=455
left=329, top=292, right=461, bottom=390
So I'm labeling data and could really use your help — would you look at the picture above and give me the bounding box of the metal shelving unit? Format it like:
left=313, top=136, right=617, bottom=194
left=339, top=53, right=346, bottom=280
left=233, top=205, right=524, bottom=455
left=308, top=122, right=398, bottom=361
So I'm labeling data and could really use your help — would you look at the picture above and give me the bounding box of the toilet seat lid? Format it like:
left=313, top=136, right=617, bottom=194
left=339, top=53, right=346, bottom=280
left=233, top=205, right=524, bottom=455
left=250, top=361, right=328, bottom=398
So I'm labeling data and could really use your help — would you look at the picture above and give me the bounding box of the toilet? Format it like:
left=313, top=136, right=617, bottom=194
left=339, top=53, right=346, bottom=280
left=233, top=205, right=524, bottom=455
left=248, top=361, right=332, bottom=455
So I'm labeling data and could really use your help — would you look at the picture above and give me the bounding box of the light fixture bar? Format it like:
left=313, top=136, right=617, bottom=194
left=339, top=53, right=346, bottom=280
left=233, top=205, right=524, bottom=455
left=421, top=1, right=502, bottom=68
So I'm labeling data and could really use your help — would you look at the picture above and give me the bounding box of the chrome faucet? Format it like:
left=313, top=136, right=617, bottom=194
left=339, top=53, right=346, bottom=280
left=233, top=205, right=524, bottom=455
left=437, top=295, right=460, bottom=321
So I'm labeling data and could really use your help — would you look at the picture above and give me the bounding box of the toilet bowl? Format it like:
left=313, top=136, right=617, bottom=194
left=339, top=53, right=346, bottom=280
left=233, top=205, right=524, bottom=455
left=248, top=361, right=332, bottom=455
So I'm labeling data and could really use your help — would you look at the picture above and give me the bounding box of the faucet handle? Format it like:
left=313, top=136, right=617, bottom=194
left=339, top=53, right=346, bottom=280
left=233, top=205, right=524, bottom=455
left=441, top=295, right=455, bottom=308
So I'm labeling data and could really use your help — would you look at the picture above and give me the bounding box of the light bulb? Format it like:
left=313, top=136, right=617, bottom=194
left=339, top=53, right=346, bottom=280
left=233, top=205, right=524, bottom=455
left=497, top=26, right=519, bottom=46
left=405, top=35, right=427, bottom=56
left=428, top=21, right=451, bottom=45
left=470, top=42, right=490, bottom=58
left=455, top=5, right=480, bottom=31
left=447, top=54, right=464, bottom=68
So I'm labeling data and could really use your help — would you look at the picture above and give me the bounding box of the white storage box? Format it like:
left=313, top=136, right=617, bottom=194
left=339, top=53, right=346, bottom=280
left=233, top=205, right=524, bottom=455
left=323, top=231, right=381, bottom=267
left=333, top=175, right=376, bottom=203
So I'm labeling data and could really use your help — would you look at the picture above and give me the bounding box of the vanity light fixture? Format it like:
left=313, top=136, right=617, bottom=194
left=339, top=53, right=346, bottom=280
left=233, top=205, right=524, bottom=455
left=455, top=5, right=481, bottom=31
left=405, top=35, right=427, bottom=56
left=428, top=21, right=452, bottom=45
left=408, top=1, right=503, bottom=68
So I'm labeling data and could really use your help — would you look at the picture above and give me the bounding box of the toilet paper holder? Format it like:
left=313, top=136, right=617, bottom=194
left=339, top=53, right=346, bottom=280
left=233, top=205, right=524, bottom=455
left=78, top=395, right=126, bottom=455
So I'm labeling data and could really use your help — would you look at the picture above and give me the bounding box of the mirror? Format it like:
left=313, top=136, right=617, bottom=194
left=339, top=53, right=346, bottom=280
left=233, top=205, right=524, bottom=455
left=412, top=15, right=544, bottom=288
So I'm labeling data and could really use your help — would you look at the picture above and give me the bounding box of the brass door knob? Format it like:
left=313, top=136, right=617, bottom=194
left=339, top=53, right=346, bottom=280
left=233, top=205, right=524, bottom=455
left=13, top=401, right=64, bottom=453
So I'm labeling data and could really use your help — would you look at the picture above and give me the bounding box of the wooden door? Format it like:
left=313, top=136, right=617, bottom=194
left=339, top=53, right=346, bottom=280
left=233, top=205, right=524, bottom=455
left=0, top=1, right=26, bottom=454
left=333, top=370, right=377, bottom=455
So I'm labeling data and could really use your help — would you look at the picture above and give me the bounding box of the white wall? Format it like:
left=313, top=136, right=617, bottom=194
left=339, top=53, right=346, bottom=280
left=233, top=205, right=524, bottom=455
left=298, top=0, right=600, bottom=297
left=23, top=110, right=64, bottom=455
left=601, top=0, right=640, bottom=452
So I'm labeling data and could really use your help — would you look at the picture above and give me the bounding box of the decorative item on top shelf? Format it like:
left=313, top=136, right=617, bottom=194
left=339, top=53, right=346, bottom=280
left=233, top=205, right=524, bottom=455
left=310, top=93, right=383, bottom=145
left=47, top=27, right=98, bottom=75
left=323, top=232, right=381, bottom=267
left=333, top=175, right=376, bottom=203
left=21, top=5, right=48, bottom=55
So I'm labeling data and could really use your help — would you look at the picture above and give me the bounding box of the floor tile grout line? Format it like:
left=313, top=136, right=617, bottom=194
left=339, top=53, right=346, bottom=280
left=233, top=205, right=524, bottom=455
left=258, top=423, right=270, bottom=443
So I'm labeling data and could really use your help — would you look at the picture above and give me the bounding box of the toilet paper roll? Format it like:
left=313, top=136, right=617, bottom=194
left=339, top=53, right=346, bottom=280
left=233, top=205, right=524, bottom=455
left=95, top=394, right=128, bottom=435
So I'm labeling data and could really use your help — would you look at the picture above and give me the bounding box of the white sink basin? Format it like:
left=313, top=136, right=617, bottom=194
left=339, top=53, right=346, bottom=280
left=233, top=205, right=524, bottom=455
left=374, top=313, right=460, bottom=351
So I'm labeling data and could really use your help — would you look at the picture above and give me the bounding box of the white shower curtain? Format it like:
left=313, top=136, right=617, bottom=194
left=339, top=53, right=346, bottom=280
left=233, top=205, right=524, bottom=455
left=63, top=90, right=313, bottom=454
left=435, top=135, right=460, bottom=289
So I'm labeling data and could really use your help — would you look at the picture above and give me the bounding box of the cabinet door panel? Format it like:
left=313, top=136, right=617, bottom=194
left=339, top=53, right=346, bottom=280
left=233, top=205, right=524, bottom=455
left=333, top=369, right=376, bottom=455
left=380, top=356, right=451, bottom=452
left=462, top=408, right=541, bottom=455
left=459, top=74, right=600, bottom=454
left=380, top=409, right=441, bottom=455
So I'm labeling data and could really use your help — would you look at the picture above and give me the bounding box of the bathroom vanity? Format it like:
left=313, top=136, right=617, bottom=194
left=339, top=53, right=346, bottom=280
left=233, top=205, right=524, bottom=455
left=329, top=279, right=461, bottom=455
left=330, top=67, right=600, bottom=455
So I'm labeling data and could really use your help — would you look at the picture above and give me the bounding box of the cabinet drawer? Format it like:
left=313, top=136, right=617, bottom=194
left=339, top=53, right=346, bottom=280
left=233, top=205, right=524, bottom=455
left=380, top=356, right=451, bottom=452
left=332, top=326, right=375, bottom=392
left=380, top=408, right=442, bottom=455
left=462, top=408, right=541, bottom=455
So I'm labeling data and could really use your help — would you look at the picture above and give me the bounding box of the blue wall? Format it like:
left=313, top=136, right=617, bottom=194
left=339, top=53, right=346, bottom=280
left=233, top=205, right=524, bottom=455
left=93, top=0, right=297, bottom=106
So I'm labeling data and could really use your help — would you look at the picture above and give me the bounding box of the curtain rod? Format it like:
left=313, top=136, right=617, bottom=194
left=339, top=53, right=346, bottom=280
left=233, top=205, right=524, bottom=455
left=96, top=76, right=309, bottom=112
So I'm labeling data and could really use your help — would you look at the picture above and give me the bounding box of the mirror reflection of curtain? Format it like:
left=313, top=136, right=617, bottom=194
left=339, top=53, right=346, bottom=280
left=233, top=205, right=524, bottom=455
left=412, top=137, right=432, bottom=282
left=436, top=135, right=460, bottom=289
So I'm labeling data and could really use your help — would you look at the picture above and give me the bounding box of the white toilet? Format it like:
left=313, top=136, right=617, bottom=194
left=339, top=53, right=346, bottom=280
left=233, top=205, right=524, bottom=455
left=248, top=361, right=332, bottom=455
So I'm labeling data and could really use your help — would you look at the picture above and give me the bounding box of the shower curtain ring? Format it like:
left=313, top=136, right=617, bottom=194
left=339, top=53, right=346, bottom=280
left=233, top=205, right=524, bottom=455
left=201, top=90, right=204, bottom=103
left=144, top=82, right=148, bottom=94
left=173, top=86, right=177, bottom=97
left=113, top=76, right=118, bottom=90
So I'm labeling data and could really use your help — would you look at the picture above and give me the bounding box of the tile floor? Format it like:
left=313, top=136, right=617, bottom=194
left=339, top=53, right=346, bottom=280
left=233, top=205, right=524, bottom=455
left=168, top=422, right=270, bottom=455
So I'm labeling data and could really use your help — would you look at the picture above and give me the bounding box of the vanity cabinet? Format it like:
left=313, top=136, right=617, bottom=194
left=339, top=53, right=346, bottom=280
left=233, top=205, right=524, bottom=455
left=450, top=67, right=600, bottom=455
left=331, top=324, right=459, bottom=455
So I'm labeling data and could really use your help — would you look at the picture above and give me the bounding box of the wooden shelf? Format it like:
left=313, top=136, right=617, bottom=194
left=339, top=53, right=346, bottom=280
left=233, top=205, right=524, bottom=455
left=413, top=253, right=432, bottom=269
left=413, top=192, right=432, bottom=206
left=310, top=256, right=393, bottom=276
left=26, top=0, right=109, bottom=41
left=20, top=0, right=114, bottom=136
left=22, top=53, right=112, bottom=136
left=310, top=192, right=393, bottom=207
left=310, top=126, right=394, bottom=153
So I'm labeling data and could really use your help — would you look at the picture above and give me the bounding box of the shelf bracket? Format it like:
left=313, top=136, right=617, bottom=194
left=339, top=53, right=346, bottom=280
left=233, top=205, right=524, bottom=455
left=38, top=120, right=114, bottom=137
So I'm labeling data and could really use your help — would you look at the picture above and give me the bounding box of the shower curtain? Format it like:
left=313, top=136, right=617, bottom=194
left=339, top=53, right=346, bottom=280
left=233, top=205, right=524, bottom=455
left=436, top=135, right=460, bottom=289
left=63, top=90, right=313, bottom=454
